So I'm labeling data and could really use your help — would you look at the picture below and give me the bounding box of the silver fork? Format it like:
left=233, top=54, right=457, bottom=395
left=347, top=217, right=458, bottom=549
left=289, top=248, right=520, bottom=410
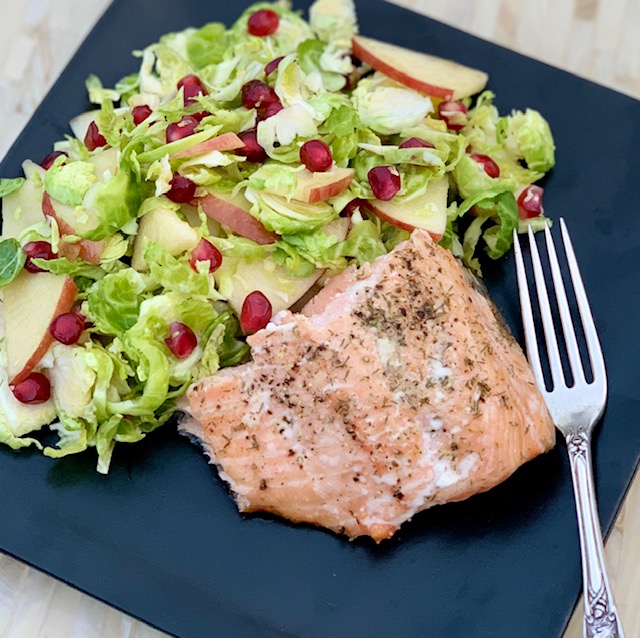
left=513, top=219, right=624, bottom=638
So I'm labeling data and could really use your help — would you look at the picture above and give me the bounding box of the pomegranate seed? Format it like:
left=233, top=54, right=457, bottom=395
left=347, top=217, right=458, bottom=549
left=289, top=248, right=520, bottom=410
left=241, top=80, right=279, bottom=110
left=517, top=184, right=544, bottom=219
left=368, top=166, right=401, bottom=201
left=166, top=115, right=199, bottom=143
left=247, top=9, right=279, bottom=36
left=177, top=74, right=208, bottom=106
left=300, top=140, right=333, bottom=173
left=240, top=291, right=272, bottom=334
left=40, top=150, right=68, bottom=170
left=165, top=322, right=198, bottom=359
left=165, top=174, right=197, bottom=203
left=23, top=241, right=57, bottom=273
left=470, top=153, right=500, bottom=178
left=399, top=137, right=435, bottom=149
left=84, top=121, right=107, bottom=151
left=257, top=101, right=284, bottom=122
left=189, top=238, right=222, bottom=273
left=438, top=101, right=468, bottom=131
left=11, top=372, right=51, bottom=404
left=72, top=303, right=92, bottom=329
left=265, top=56, right=284, bottom=76
left=49, top=312, right=85, bottom=345
left=341, top=198, right=365, bottom=217
left=236, top=129, right=267, bottom=163
left=132, top=104, right=152, bottom=125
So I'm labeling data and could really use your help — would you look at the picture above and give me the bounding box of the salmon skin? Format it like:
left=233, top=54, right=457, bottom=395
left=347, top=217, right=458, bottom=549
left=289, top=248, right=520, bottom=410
left=181, top=229, right=555, bottom=542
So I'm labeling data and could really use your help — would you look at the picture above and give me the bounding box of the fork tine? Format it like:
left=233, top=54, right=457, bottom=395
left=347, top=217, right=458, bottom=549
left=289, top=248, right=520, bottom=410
left=513, top=229, right=545, bottom=389
left=559, top=219, right=607, bottom=389
left=542, top=222, right=585, bottom=385
left=527, top=224, right=566, bottom=389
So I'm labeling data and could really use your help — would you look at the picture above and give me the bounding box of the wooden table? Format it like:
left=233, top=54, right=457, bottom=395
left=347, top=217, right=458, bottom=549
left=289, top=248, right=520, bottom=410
left=0, top=1, right=638, bottom=636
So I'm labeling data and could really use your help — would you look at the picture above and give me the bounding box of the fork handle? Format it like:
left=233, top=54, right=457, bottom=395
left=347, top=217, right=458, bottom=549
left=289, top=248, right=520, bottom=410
left=566, top=430, right=624, bottom=638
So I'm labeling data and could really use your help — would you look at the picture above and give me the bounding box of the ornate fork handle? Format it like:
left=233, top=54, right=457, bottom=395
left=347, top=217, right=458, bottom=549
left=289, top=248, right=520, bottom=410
left=566, top=430, right=624, bottom=638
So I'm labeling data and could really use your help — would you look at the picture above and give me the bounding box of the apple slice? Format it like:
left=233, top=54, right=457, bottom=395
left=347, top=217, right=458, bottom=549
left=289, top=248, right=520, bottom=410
left=364, top=175, right=449, bottom=240
left=215, top=218, right=350, bottom=316
left=69, top=110, right=98, bottom=142
left=260, top=166, right=355, bottom=204
left=1, top=176, right=44, bottom=240
left=3, top=271, right=78, bottom=385
left=88, top=146, right=119, bottom=180
left=42, top=193, right=105, bottom=264
left=296, top=166, right=355, bottom=204
left=171, top=132, right=244, bottom=159
left=131, top=206, right=199, bottom=271
left=196, top=191, right=278, bottom=245
left=352, top=35, right=488, bottom=100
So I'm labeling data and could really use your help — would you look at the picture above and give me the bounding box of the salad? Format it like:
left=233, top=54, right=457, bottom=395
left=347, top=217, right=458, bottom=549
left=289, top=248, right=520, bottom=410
left=0, top=0, right=555, bottom=473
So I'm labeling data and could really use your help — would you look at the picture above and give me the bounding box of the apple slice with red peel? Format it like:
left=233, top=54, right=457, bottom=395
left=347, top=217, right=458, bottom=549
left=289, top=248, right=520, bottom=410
left=3, top=271, right=78, bottom=385
left=196, top=191, right=278, bottom=245
left=352, top=35, right=488, bottom=100
left=42, top=193, right=105, bottom=264
left=170, top=132, right=244, bottom=159
left=215, top=217, right=350, bottom=316
left=259, top=166, right=355, bottom=204
left=364, top=175, right=449, bottom=241
left=295, top=166, right=355, bottom=204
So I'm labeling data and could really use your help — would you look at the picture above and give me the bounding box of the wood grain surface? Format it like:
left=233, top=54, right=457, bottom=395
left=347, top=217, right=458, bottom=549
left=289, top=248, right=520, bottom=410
left=0, top=1, right=638, bottom=636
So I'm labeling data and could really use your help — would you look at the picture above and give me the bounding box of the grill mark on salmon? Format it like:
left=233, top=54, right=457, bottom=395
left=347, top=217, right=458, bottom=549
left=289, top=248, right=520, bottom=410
left=181, top=230, right=555, bottom=541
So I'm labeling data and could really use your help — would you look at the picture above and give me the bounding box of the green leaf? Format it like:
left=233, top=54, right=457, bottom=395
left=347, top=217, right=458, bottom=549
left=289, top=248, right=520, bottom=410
left=209, top=311, right=250, bottom=369
left=323, top=105, right=360, bottom=164
left=108, top=339, right=170, bottom=415
left=0, top=425, right=42, bottom=451
left=246, top=188, right=336, bottom=235
left=322, top=219, right=388, bottom=267
left=144, top=241, right=211, bottom=296
left=44, top=160, right=96, bottom=206
left=30, top=256, right=105, bottom=280
left=86, top=269, right=147, bottom=335
left=114, top=73, right=140, bottom=103
left=80, top=169, right=145, bottom=240
left=502, top=108, right=556, bottom=172
left=0, top=177, right=25, bottom=198
left=352, top=74, right=433, bottom=136
left=480, top=191, right=519, bottom=260
left=86, top=74, right=121, bottom=105
left=186, top=22, right=229, bottom=69
left=0, top=238, right=26, bottom=287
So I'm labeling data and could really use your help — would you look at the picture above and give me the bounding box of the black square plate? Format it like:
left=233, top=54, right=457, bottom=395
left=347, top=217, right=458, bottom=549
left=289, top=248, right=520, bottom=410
left=1, top=1, right=639, bottom=636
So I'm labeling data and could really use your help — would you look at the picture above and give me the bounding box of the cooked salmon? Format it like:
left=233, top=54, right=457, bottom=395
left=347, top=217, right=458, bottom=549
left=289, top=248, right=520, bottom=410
left=181, top=229, right=555, bottom=542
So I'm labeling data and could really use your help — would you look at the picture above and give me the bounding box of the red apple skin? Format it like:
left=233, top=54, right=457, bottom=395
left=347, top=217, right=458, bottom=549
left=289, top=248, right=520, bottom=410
left=362, top=200, right=444, bottom=242
left=7, top=275, right=78, bottom=385
left=57, top=243, right=82, bottom=262
left=195, top=193, right=278, bottom=245
left=42, top=193, right=105, bottom=264
left=171, top=132, right=245, bottom=158
left=351, top=37, right=453, bottom=100
left=306, top=172, right=355, bottom=204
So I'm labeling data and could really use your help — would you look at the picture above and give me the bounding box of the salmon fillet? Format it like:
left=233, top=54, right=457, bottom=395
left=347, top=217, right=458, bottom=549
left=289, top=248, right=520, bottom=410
left=181, top=229, right=555, bottom=542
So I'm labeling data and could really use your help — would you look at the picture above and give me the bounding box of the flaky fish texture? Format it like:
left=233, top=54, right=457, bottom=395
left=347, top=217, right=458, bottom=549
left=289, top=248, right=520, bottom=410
left=181, top=229, right=555, bottom=542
